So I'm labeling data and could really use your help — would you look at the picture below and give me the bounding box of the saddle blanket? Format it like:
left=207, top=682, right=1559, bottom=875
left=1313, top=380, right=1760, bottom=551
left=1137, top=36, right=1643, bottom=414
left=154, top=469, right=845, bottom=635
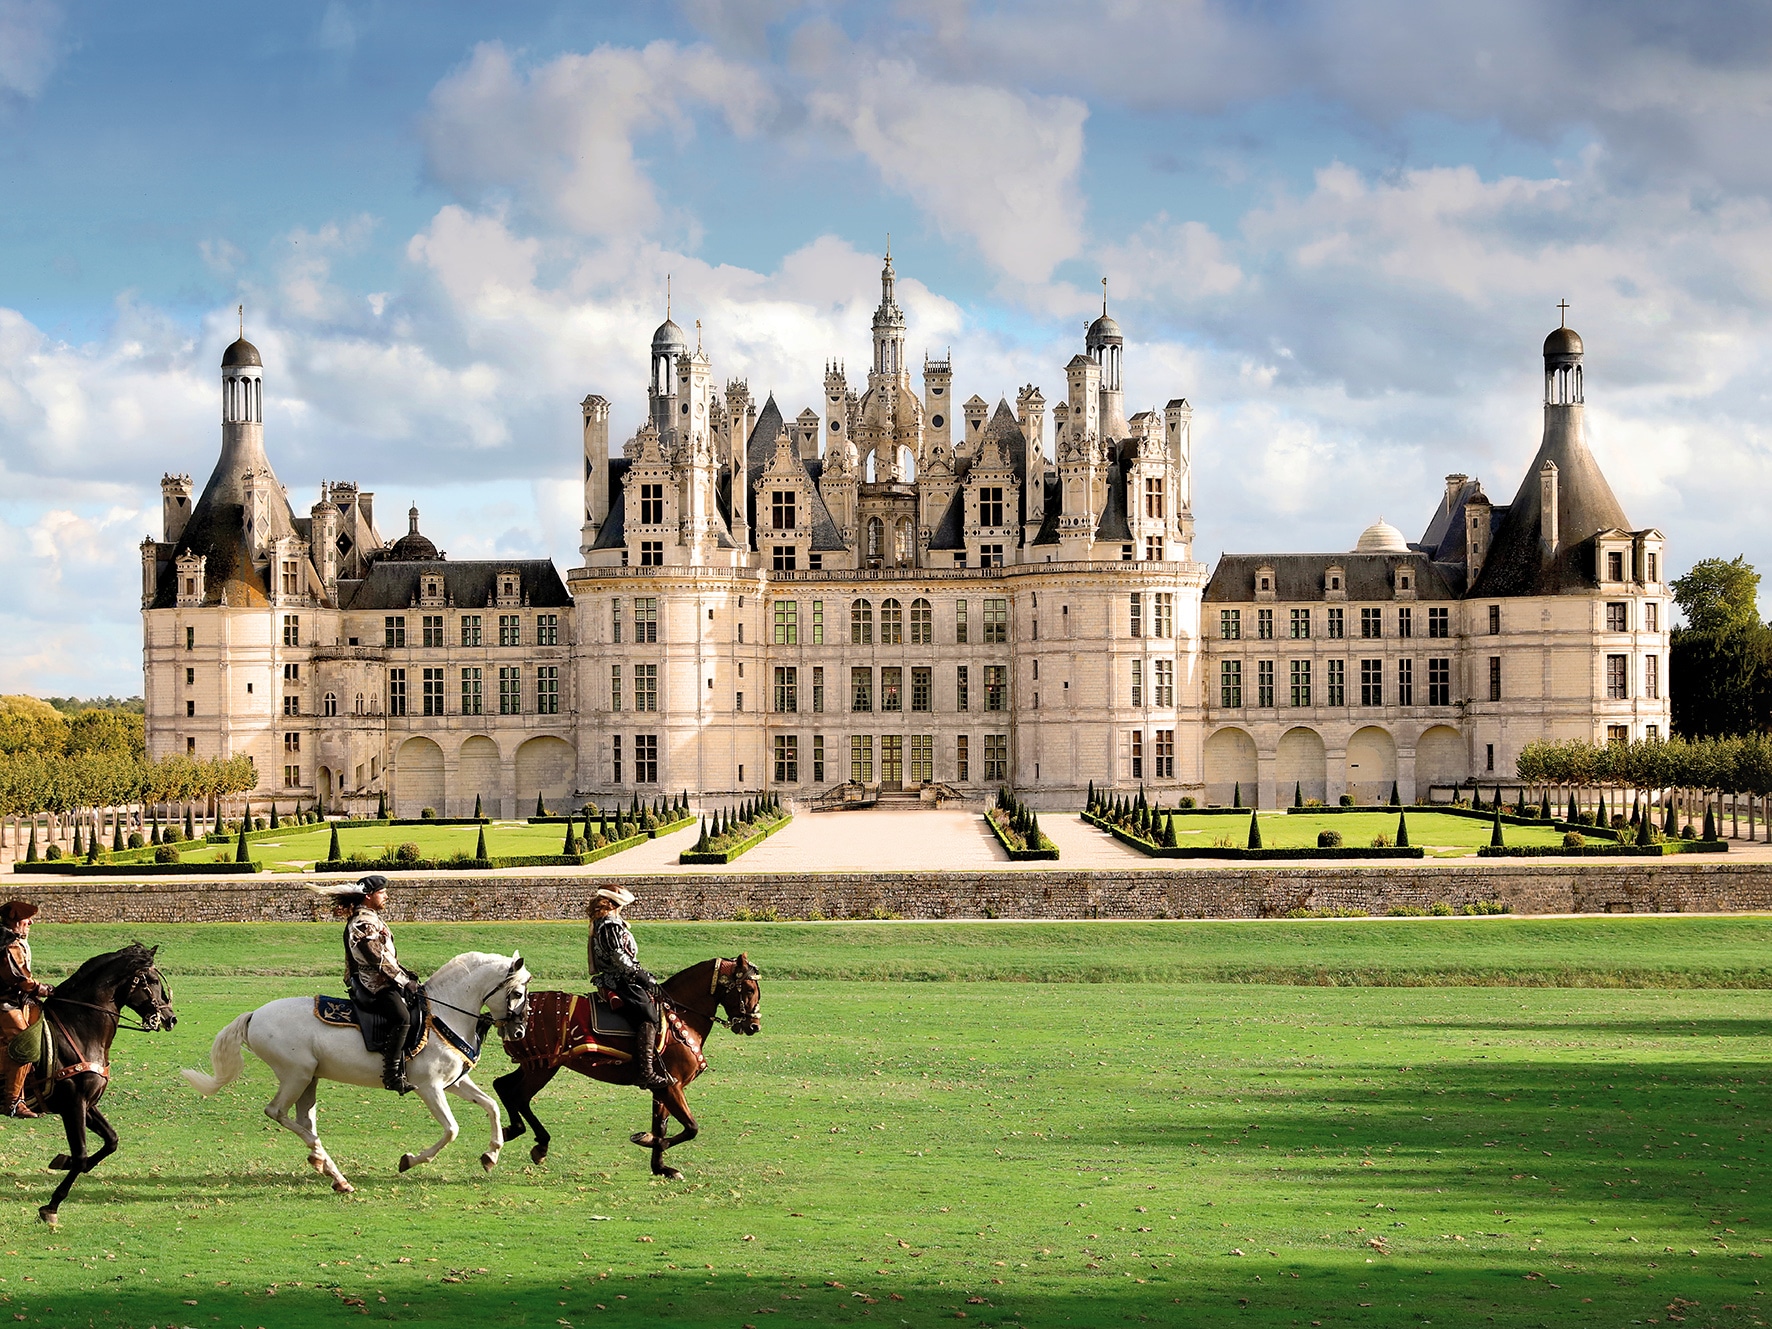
left=313, top=992, right=431, bottom=1058
left=504, top=991, right=704, bottom=1073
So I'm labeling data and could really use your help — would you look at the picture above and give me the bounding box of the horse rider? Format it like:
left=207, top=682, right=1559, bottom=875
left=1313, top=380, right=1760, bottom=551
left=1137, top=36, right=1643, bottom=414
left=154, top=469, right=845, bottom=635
left=326, top=876, right=419, bottom=1094
left=588, top=886, right=673, bottom=1092
left=0, top=900, right=52, bottom=1118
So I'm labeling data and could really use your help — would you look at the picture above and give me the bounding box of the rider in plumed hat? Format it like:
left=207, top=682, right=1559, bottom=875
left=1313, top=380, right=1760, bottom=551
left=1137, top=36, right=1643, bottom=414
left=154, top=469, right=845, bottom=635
left=0, top=900, right=52, bottom=1118
left=310, top=876, right=418, bottom=1093
left=588, top=885, right=672, bottom=1091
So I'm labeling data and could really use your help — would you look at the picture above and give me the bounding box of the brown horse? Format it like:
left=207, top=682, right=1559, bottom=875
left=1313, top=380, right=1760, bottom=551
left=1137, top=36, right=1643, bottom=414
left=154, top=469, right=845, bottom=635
left=493, top=955, right=760, bottom=1179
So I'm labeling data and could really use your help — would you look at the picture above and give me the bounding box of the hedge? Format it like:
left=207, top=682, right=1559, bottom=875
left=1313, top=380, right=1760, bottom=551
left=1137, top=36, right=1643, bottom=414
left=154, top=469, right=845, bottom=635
left=315, top=829, right=658, bottom=873
left=1477, top=841, right=1729, bottom=858
left=1083, top=811, right=1424, bottom=860
left=679, top=814, right=792, bottom=865
left=14, top=860, right=263, bottom=876
left=985, top=810, right=1059, bottom=861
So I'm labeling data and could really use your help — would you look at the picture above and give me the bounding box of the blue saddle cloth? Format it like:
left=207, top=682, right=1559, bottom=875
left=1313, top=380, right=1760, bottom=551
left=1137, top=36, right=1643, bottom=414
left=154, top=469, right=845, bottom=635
left=313, top=991, right=430, bottom=1058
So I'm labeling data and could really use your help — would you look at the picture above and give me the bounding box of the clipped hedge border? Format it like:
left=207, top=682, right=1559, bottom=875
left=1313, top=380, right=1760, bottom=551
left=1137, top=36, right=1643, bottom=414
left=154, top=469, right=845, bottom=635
left=14, top=860, right=263, bottom=876
left=1083, top=811, right=1425, bottom=860
left=985, top=811, right=1060, bottom=861
left=680, top=814, right=792, bottom=865
left=1478, top=841, right=1729, bottom=858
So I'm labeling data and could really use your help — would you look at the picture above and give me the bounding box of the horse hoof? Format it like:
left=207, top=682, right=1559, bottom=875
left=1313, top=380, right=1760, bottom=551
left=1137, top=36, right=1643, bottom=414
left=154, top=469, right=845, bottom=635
left=37, top=1207, right=56, bottom=1226
left=529, top=1143, right=548, bottom=1166
left=656, top=1166, right=683, bottom=1181
left=398, top=1153, right=417, bottom=1173
left=333, top=1180, right=354, bottom=1194
left=630, top=1132, right=657, bottom=1148
left=480, top=1151, right=498, bottom=1172
left=48, top=1154, right=71, bottom=1171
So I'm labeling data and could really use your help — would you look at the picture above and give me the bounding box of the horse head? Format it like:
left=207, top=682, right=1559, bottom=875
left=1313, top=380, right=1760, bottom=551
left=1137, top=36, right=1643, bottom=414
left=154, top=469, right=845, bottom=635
left=716, top=953, right=762, bottom=1036
left=497, top=953, right=532, bottom=1041
left=121, top=942, right=177, bottom=1031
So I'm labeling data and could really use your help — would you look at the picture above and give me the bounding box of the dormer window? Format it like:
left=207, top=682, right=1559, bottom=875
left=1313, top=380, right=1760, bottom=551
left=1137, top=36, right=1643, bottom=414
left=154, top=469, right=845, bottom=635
left=1259, top=577, right=1270, bottom=591
left=1607, top=550, right=1625, bottom=582
left=1330, top=576, right=1340, bottom=590
left=772, top=491, right=796, bottom=531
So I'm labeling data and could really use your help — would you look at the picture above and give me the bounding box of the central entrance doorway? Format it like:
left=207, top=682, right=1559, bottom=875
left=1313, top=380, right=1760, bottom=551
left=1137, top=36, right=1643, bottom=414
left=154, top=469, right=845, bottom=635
left=880, top=735, right=903, bottom=790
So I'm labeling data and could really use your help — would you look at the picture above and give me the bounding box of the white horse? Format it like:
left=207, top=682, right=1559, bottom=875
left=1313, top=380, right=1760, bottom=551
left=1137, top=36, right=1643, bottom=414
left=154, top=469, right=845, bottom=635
left=181, top=951, right=530, bottom=1193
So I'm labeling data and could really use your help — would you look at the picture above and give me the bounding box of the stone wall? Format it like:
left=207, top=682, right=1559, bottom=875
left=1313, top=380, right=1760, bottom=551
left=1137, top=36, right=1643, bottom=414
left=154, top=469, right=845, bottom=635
left=16, top=861, right=1772, bottom=924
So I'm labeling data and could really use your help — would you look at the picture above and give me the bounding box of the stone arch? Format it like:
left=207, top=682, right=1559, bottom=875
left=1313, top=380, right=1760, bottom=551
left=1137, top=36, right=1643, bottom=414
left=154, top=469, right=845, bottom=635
left=1275, top=726, right=1327, bottom=804
left=394, top=736, right=444, bottom=818
left=1203, top=726, right=1257, bottom=806
left=894, top=515, right=914, bottom=564
left=458, top=735, right=503, bottom=818
left=1415, top=725, right=1466, bottom=792
left=866, top=516, right=884, bottom=561
left=897, top=445, right=916, bottom=482
left=1345, top=726, right=1398, bottom=806
left=515, top=736, right=576, bottom=813
left=317, top=766, right=334, bottom=807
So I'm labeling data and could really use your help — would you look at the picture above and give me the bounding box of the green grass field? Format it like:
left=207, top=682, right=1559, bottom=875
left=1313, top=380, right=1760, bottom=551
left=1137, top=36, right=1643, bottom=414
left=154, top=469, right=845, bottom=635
left=1168, top=811, right=1567, bottom=854
left=2, top=919, right=1767, bottom=1328
left=170, top=822, right=601, bottom=868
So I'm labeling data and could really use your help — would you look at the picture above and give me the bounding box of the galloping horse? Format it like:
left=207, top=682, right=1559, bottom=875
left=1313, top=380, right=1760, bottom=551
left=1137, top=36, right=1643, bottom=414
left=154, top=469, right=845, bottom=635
left=494, top=955, right=761, bottom=1179
left=27, top=942, right=178, bottom=1225
left=181, top=951, right=529, bottom=1192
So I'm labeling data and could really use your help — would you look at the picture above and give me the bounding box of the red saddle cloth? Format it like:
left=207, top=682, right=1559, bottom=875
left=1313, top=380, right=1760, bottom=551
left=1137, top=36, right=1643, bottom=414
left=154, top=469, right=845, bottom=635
left=503, top=992, right=702, bottom=1072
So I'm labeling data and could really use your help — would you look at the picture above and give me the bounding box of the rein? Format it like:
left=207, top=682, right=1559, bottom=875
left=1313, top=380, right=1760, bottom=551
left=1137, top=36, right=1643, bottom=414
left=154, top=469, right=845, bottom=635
left=43, top=995, right=160, bottom=1034
left=660, top=959, right=751, bottom=1029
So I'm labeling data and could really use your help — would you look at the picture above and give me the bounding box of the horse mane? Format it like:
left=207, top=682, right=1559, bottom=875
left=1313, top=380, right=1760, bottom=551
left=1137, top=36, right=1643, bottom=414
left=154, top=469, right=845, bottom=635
left=424, top=951, right=511, bottom=989
left=52, top=942, right=155, bottom=1002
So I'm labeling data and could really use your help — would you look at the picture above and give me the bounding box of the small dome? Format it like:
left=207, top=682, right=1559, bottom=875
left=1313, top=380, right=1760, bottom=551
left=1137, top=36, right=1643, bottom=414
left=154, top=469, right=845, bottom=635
left=386, top=505, right=440, bottom=561
left=1543, top=325, right=1583, bottom=358
left=651, top=318, right=688, bottom=353
left=1086, top=313, right=1122, bottom=346
left=1355, top=518, right=1410, bottom=554
left=222, top=337, right=262, bottom=368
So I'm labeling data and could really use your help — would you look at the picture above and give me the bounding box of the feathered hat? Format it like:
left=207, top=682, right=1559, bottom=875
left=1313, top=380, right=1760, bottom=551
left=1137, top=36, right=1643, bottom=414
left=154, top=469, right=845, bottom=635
left=307, top=875, right=388, bottom=905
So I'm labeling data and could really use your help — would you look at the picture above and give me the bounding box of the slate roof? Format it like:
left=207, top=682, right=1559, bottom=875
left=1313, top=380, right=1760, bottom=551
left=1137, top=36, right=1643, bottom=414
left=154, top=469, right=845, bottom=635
left=927, top=488, right=967, bottom=551
left=339, top=559, right=571, bottom=611
left=1203, top=552, right=1459, bottom=603
left=588, top=459, right=631, bottom=552
left=744, top=394, right=847, bottom=553
left=1093, top=460, right=1132, bottom=543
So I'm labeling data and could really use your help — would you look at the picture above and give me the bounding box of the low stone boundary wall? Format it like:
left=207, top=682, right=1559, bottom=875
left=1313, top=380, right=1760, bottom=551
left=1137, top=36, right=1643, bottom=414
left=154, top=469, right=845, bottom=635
left=16, top=861, right=1772, bottom=923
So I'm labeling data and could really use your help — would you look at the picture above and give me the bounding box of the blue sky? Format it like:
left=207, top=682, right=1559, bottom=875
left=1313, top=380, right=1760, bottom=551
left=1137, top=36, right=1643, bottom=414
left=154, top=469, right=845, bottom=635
left=5, top=1, right=1772, bottom=694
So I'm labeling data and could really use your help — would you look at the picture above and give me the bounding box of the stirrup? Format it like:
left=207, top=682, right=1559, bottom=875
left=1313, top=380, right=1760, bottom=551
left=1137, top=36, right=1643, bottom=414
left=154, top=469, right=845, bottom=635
left=5, top=1098, right=38, bottom=1119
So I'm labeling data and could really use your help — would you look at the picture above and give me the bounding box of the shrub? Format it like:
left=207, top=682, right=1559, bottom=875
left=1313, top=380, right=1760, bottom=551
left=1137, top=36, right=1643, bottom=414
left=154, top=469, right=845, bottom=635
left=865, top=905, right=902, bottom=920
left=1304, top=798, right=1324, bottom=809
left=732, top=906, right=781, bottom=923
left=127, top=832, right=145, bottom=849
left=1610, top=814, right=1628, bottom=829
left=1370, top=833, right=1392, bottom=848
left=153, top=845, right=180, bottom=864
left=44, top=844, right=61, bottom=860
left=569, top=836, right=588, bottom=855
left=1681, top=823, right=1697, bottom=840
left=1339, top=794, right=1355, bottom=807
left=1562, top=831, right=1586, bottom=848
left=394, top=842, right=421, bottom=863
left=1316, top=830, right=1342, bottom=848
left=253, top=817, right=266, bottom=831
left=1178, top=796, right=1196, bottom=809
left=420, top=807, right=437, bottom=820
left=213, top=847, right=232, bottom=864
left=1429, top=901, right=1455, bottom=916
left=1388, top=905, right=1428, bottom=917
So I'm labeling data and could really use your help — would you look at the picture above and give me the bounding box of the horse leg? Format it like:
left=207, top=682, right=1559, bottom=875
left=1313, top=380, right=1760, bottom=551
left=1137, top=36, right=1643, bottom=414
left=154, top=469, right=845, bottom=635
left=635, top=1095, right=675, bottom=1177
left=498, top=1063, right=557, bottom=1165
left=397, top=1069, right=461, bottom=1173
left=443, top=1074, right=503, bottom=1172
left=493, top=1069, right=527, bottom=1142
left=78, top=1103, right=120, bottom=1174
left=656, top=1078, right=700, bottom=1157
left=266, top=1070, right=352, bottom=1193
left=40, top=1096, right=88, bottom=1224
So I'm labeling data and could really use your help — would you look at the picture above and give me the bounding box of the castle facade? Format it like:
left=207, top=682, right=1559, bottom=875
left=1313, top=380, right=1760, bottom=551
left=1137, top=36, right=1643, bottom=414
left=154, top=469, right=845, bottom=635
left=140, top=257, right=1670, bottom=813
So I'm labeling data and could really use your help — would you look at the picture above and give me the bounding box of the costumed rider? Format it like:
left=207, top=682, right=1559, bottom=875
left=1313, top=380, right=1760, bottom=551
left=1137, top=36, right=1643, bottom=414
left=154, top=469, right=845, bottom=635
left=588, top=887, right=673, bottom=1092
left=0, top=900, right=52, bottom=1119
left=318, top=876, right=420, bottom=1094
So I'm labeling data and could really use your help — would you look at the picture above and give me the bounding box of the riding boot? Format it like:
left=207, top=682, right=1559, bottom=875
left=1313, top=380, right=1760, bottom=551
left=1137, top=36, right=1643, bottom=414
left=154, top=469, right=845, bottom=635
left=633, top=1020, right=673, bottom=1092
left=1, top=1062, right=36, bottom=1118
left=380, top=1038, right=408, bottom=1095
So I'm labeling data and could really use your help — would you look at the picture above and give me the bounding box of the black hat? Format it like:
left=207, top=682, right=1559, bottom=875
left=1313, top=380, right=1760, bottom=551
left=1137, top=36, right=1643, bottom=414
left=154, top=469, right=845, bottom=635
left=357, top=875, right=389, bottom=894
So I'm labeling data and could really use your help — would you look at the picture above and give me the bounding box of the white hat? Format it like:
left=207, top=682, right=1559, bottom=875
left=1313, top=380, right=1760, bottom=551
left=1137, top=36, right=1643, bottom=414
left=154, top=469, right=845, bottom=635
left=594, top=886, right=636, bottom=907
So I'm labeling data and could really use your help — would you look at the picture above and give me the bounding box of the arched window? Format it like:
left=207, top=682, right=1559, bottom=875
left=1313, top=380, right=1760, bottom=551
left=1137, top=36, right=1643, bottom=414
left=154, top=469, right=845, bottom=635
left=880, top=598, right=903, bottom=645
left=897, top=445, right=916, bottom=483
left=895, top=517, right=914, bottom=564
left=851, top=598, right=873, bottom=645
left=323, top=692, right=338, bottom=717
left=354, top=693, right=365, bottom=715
left=867, top=516, right=884, bottom=559
left=910, top=597, right=933, bottom=644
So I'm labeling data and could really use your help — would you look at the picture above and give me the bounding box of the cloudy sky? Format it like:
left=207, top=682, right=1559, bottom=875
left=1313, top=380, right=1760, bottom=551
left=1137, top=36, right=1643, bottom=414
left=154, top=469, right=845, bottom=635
left=4, top=1, right=1772, bottom=695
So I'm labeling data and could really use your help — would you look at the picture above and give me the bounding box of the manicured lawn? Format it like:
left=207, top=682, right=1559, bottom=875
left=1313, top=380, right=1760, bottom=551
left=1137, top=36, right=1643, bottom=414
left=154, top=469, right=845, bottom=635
left=4, top=920, right=1768, bottom=1327
left=171, top=820, right=627, bottom=868
left=1164, top=811, right=1568, bottom=854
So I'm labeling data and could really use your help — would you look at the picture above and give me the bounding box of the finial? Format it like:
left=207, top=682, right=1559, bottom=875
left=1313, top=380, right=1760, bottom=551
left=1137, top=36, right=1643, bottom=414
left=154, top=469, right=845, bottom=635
left=885, top=232, right=891, bottom=261
left=695, top=318, right=702, bottom=352
left=1557, top=298, right=1569, bottom=327
left=1102, top=276, right=1108, bottom=316
left=666, top=274, right=671, bottom=320
left=238, top=303, right=244, bottom=339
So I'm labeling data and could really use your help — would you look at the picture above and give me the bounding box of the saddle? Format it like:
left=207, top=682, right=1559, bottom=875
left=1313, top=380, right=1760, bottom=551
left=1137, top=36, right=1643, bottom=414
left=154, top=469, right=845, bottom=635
left=313, top=990, right=431, bottom=1059
left=504, top=991, right=703, bottom=1075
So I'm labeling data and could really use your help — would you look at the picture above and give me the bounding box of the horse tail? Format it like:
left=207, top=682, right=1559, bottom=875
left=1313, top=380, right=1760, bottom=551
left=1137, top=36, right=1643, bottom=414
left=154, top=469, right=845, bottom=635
left=180, top=1010, right=252, bottom=1096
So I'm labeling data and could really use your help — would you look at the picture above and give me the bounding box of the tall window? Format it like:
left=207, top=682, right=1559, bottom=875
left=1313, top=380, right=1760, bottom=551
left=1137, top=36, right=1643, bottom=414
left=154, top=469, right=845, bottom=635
left=810, top=599, right=825, bottom=644
left=983, top=734, right=1008, bottom=782
left=636, top=664, right=658, bottom=712
left=1290, top=608, right=1311, bottom=639
left=851, top=599, right=874, bottom=644
left=1648, top=552, right=1658, bottom=582
left=1360, top=659, right=1382, bottom=706
left=774, top=735, right=799, bottom=784
left=1397, top=607, right=1412, bottom=639
left=1606, top=602, right=1628, bottom=632
left=536, top=666, right=559, bottom=714
left=1360, top=608, right=1381, bottom=639
left=387, top=668, right=407, bottom=717
left=281, top=559, right=299, bottom=596
left=422, top=667, right=444, bottom=716
left=499, top=615, right=521, bottom=647
left=812, top=666, right=825, bottom=713
left=1154, top=659, right=1174, bottom=707
left=1143, top=476, right=1164, bottom=519
left=1645, top=654, right=1660, bottom=700
left=461, top=667, right=483, bottom=715
left=881, top=667, right=903, bottom=712
left=1131, top=659, right=1143, bottom=707
left=1327, top=607, right=1345, bottom=639
left=640, top=541, right=663, bottom=566
left=911, top=667, right=932, bottom=712
left=773, top=666, right=798, bottom=713
left=771, top=491, right=796, bottom=530
left=611, top=599, right=623, bottom=643
left=1290, top=659, right=1311, bottom=707
left=1646, top=602, right=1659, bottom=632
left=1153, top=593, right=1173, bottom=638
left=908, top=735, right=934, bottom=784
left=910, top=598, right=933, bottom=644
left=1154, top=729, right=1175, bottom=779
left=983, top=599, right=1008, bottom=643
left=851, top=667, right=873, bottom=712
left=323, top=691, right=338, bottom=717
left=460, top=615, right=482, bottom=647
left=1145, top=536, right=1163, bottom=561
left=880, top=599, right=903, bottom=644
left=1130, top=730, right=1143, bottom=779
left=1257, top=660, right=1274, bottom=707
left=1396, top=658, right=1414, bottom=706
left=612, top=735, right=622, bottom=785
left=1129, top=592, right=1143, bottom=638
left=282, top=615, right=300, bottom=647
left=283, top=695, right=300, bottom=716
left=1257, top=608, right=1274, bottom=640
left=1606, top=654, right=1628, bottom=699
left=1428, top=607, right=1449, bottom=639
left=1488, top=604, right=1501, bottom=635
left=813, top=734, right=826, bottom=783
left=1428, top=658, right=1451, bottom=706
left=956, top=665, right=970, bottom=712
left=955, top=734, right=970, bottom=783
left=773, top=600, right=798, bottom=645
left=634, top=597, right=658, bottom=643
left=610, top=664, right=622, bottom=712
left=979, top=487, right=1005, bottom=527
left=1220, top=609, right=1241, bottom=640
left=498, top=666, right=521, bottom=714
left=851, top=734, right=874, bottom=783
left=537, top=614, right=559, bottom=646
left=955, top=600, right=968, bottom=644
left=422, top=615, right=444, bottom=648
left=1607, top=550, right=1625, bottom=582
left=284, top=764, right=301, bottom=789
left=640, top=483, right=664, bottom=524
left=1489, top=655, right=1502, bottom=701
left=1220, top=660, right=1242, bottom=708
left=634, top=734, right=658, bottom=783
left=1326, top=658, right=1345, bottom=707
left=984, top=664, right=1008, bottom=712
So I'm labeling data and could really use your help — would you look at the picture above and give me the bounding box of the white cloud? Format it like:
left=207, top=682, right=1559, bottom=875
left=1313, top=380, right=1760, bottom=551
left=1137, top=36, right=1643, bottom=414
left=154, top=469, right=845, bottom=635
left=0, top=0, right=65, bottom=101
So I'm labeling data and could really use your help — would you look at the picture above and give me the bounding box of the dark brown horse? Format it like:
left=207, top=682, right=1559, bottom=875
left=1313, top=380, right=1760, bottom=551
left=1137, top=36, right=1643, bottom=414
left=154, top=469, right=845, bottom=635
left=26, top=943, right=177, bottom=1224
left=494, top=955, right=760, bottom=1179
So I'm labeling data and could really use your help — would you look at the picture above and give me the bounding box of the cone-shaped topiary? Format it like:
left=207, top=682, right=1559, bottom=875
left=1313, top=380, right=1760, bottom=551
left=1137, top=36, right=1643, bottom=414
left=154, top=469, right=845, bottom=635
left=1162, top=813, right=1178, bottom=848
left=328, top=822, right=342, bottom=862
left=24, top=825, right=37, bottom=863
left=86, top=824, right=100, bottom=862
left=1389, top=780, right=1401, bottom=807
left=376, top=790, right=387, bottom=819
left=269, top=801, right=280, bottom=830
left=1636, top=810, right=1655, bottom=847
left=1294, top=781, right=1303, bottom=809
left=1664, top=800, right=1678, bottom=836
left=72, top=822, right=83, bottom=858
left=1540, top=792, right=1552, bottom=821
left=474, top=793, right=483, bottom=819
left=562, top=817, right=575, bottom=855
left=1490, top=803, right=1505, bottom=848
left=1703, top=802, right=1717, bottom=841
left=113, top=816, right=124, bottom=853
left=1597, top=792, right=1607, bottom=827
left=1396, top=808, right=1410, bottom=849
left=1135, top=787, right=1147, bottom=815
left=631, top=792, right=641, bottom=816
left=1246, top=809, right=1262, bottom=850
left=476, top=824, right=489, bottom=861
left=1233, top=782, right=1241, bottom=808
left=535, top=793, right=548, bottom=818
left=1630, top=794, right=1641, bottom=827
left=1567, top=791, right=1578, bottom=823
left=695, top=817, right=710, bottom=851
left=236, top=820, right=250, bottom=864
left=1087, top=779, right=1096, bottom=811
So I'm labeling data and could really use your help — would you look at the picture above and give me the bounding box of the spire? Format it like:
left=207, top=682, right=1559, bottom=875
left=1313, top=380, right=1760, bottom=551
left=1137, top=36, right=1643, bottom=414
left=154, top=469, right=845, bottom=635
left=666, top=273, right=671, bottom=321
left=1102, top=276, right=1108, bottom=317
left=238, top=303, right=244, bottom=339
left=409, top=504, right=421, bottom=536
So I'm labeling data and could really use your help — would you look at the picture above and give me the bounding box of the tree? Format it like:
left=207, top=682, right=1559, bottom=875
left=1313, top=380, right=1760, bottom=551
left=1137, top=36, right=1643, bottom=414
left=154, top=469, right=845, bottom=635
left=1396, top=808, right=1410, bottom=848
left=1233, top=782, right=1241, bottom=809
left=1674, top=556, right=1762, bottom=635
left=1246, top=810, right=1262, bottom=850
left=473, top=793, right=483, bottom=819
left=235, top=819, right=250, bottom=864
left=1293, top=781, right=1303, bottom=809
left=327, top=822, right=341, bottom=863
left=476, top=825, right=489, bottom=861
left=1490, top=803, right=1504, bottom=848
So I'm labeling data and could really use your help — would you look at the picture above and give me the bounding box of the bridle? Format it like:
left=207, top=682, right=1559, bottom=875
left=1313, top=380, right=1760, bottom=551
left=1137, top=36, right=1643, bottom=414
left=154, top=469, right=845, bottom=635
left=45, top=964, right=174, bottom=1035
left=664, top=957, right=760, bottom=1032
left=424, top=969, right=530, bottom=1035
